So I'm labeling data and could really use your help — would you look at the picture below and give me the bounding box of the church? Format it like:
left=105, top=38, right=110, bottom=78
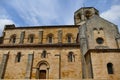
left=0, top=7, right=120, bottom=79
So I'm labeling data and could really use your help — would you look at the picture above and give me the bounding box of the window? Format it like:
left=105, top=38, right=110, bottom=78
left=77, top=13, right=81, bottom=20
left=93, top=28, right=97, bottom=31
left=66, top=34, right=72, bottom=43
left=99, top=28, right=103, bottom=30
left=47, top=34, right=53, bottom=44
left=96, top=37, right=104, bottom=44
left=28, top=34, right=34, bottom=43
left=107, top=63, right=114, bottom=74
left=68, top=35, right=72, bottom=43
left=68, top=52, right=75, bottom=62
left=10, top=34, right=16, bottom=43
left=85, top=10, right=92, bottom=19
left=48, top=36, right=52, bottom=43
left=15, top=52, right=21, bottom=62
left=41, top=50, right=47, bottom=58
left=12, top=37, right=16, bottom=43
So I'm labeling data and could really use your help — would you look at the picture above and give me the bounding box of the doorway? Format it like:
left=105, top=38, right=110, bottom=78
left=36, top=61, right=49, bottom=79
left=39, top=70, right=46, bottom=79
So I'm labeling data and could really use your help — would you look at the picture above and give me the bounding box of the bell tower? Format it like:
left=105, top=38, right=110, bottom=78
left=74, top=7, right=99, bottom=25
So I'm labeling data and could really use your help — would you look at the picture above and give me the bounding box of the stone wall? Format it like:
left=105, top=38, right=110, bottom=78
left=0, top=47, right=82, bottom=79
left=90, top=51, right=120, bottom=80
left=86, top=15, right=118, bottom=49
left=3, top=26, right=78, bottom=44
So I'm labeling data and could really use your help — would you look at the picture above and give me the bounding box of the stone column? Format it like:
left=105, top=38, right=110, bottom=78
left=39, top=31, right=43, bottom=44
left=79, top=24, right=88, bottom=55
left=25, top=53, right=34, bottom=79
left=47, top=68, right=49, bottom=79
left=0, top=53, right=9, bottom=79
left=79, top=24, right=88, bottom=79
left=58, top=30, right=62, bottom=43
left=19, top=31, right=25, bottom=44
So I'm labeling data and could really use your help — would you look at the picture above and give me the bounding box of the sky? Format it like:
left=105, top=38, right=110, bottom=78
left=0, top=0, right=120, bottom=35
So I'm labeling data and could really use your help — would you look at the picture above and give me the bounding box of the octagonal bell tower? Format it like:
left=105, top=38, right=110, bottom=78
left=74, top=7, right=99, bottom=25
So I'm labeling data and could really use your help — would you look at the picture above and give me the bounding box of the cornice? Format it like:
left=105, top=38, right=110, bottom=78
left=0, top=43, right=80, bottom=48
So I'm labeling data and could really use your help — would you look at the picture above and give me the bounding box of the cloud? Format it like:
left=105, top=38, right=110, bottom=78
left=0, top=0, right=84, bottom=26
left=100, top=5, right=120, bottom=30
left=5, top=0, right=60, bottom=25
left=0, top=19, right=14, bottom=27
left=58, top=0, right=84, bottom=25
left=0, top=6, right=15, bottom=35
left=101, top=5, right=120, bottom=21
left=0, top=19, right=15, bottom=35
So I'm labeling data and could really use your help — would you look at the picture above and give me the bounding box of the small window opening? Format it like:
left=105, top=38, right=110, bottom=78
left=10, top=35, right=16, bottom=44
left=47, top=34, right=53, bottom=44
left=16, top=52, right=21, bottom=62
left=48, top=36, right=52, bottom=43
left=107, top=63, right=114, bottom=74
left=68, top=36, right=72, bottom=43
left=30, top=36, right=34, bottom=43
left=68, top=52, right=75, bottom=62
left=41, top=50, right=47, bottom=58
left=28, top=34, right=34, bottom=43
left=13, top=37, right=16, bottom=43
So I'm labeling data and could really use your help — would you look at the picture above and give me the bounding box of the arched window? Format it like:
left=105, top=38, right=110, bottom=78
left=85, top=10, right=92, bottom=19
left=15, top=52, right=21, bottom=62
left=93, top=28, right=97, bottom=31
left=41, top=50, right=47, bottom=58
left=47, top=34, right=53, bottom=44
left=28, top=34, right=34, bottom=43
left=99, top=28, right=104, bottom=34
left=99, top=28, right=103, bottom=30
left=77, top=13, right=81, bottom=20
left=68, top=52, right=75, bottom=62
left=66, top=33, right=73, bottom=43
left=10, top=34, right=16, bottom=43
left=67, top=35, right=72, bottom=43
left=107, top=63, right=114, bottom=74
left=93, top=28, right=98, bottom=35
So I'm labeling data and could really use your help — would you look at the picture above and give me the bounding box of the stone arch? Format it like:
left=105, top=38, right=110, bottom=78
left=85, top=10, right=92, bottom=19
left=99, top=27, right=104, bottom=34
left=36, top=60, right=50, bottom=68
left=36, top=60, right=50, bottom=79
left=99, top=27, right=103, bottom=30
left=47, top=33, right=54, bottom=38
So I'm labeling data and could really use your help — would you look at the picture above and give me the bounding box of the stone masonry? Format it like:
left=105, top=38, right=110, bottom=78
left=0, top=7, right=120, bottom=79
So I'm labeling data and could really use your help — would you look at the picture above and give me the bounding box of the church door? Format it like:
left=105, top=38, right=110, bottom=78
left=39, top=70, right=46, bottom=79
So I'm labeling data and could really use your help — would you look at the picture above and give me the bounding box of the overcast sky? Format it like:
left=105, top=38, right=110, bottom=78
left=0, top=0, right=120, bottom=35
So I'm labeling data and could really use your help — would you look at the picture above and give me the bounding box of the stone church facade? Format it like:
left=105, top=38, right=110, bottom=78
left=0, top=7, right=120, bottom=79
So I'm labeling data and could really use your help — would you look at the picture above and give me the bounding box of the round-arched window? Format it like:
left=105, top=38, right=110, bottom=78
left=96, top=37, right=104, bottom=44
